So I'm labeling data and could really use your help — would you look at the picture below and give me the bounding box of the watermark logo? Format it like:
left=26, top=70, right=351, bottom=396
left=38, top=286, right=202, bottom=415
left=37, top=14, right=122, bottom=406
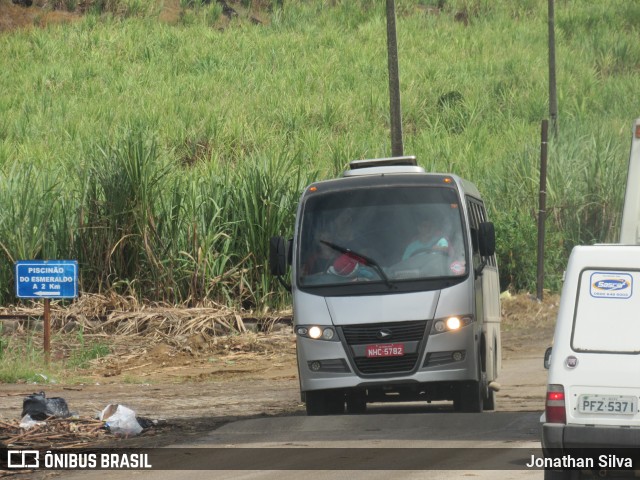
left=4, top=450, right=152, bottom=470
left=7, top=450, right=39, bottom=469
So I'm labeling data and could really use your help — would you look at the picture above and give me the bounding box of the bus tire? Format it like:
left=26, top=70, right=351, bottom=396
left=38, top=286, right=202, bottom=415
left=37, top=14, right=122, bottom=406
left=305, top=390, right=345, bottom=415
left=482, top=371, right=495, bottom=411
left=454, top=380, right=483, bottom=413
left=346, top=392, right=367, bottom=414
left=483, top=388, right=496, bottom=411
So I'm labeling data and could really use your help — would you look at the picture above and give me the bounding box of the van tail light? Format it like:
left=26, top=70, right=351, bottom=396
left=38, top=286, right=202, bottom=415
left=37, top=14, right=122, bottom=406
left=545, top=384, right=567, bottom=424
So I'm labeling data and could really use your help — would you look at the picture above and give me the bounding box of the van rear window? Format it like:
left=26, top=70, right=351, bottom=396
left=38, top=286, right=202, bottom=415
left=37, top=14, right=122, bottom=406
left=572, top=269, right=640, bottom=353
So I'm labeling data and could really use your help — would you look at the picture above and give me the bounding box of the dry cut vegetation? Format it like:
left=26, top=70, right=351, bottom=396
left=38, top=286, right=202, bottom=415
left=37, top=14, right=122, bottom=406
left=0, top=294, right=294, bottom=385
left=1, top=293, right=291, bottom=338
left=0, top=416, right=110, bottom=449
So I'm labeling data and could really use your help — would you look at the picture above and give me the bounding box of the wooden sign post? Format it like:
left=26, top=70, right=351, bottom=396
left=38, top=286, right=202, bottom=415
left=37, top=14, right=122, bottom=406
left=15, top=260, right=78, bottom=366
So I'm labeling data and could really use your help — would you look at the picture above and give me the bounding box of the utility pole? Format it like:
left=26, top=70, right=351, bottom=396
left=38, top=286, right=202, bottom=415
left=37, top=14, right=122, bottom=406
left=548, top=0, right=558, bottom=138
left=537, top=120, right=549, bottom=301
left=386, top=0, right=404, bottom=156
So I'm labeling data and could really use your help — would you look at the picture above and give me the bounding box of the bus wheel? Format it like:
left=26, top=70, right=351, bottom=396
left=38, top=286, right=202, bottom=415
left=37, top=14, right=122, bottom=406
left=482, top=371, right=496, bottom=411
left=305, top=390, right=345, bottom=415
left=483, top=388, right=496, bottom=411
left=346, top=392, right=367, bottom=414
left=453, top=380, right=483, bottom=412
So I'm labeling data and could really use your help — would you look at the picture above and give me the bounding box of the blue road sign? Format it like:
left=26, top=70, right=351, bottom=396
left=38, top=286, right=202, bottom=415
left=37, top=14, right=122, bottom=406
left=15, top=260, right=78, bottom=299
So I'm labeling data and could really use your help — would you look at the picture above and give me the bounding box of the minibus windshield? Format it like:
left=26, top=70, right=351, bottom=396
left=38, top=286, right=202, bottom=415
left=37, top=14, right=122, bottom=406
left=298, top=186, right=468, bottom=288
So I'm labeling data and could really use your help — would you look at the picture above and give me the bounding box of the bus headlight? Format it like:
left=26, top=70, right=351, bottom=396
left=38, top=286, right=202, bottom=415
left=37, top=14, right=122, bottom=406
left=431, top=315, right=473, bottom=334
left=296, top=325, right=338, bottom=341
left=446, top=317, right=462, bottom=330
left=308, top=326, right=322, bottom=339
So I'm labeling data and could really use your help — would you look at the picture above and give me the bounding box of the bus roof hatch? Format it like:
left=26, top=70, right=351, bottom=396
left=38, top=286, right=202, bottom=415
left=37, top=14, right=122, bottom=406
left=343, top=156, right=425, bottom=177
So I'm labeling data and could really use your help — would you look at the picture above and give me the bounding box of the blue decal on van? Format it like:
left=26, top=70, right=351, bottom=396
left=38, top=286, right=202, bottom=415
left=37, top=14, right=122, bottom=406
left=590, top=272, right=633, bottom=298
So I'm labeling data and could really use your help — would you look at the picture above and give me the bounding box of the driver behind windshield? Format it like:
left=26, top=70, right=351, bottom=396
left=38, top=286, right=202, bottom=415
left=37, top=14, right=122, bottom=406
left=402, top=214, right=450, bottom=260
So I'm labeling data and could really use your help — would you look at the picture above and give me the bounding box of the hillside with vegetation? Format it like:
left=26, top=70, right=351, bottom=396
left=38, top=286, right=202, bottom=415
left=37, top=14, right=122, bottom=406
left=0, top=0, right=639, bottom=311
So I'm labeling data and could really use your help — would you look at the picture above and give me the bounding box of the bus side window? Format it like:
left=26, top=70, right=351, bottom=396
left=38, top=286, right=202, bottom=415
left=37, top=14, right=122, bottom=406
left=467, top=199, right=480, bottom=255
left=470, top=227, right=479, bottom=253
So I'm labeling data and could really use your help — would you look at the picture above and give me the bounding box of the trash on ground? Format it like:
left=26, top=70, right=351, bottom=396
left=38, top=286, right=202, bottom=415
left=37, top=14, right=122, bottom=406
left=136, top=416, right=156, bottom=429
left=0, top=393, right=156, bottom=449
left=21, top=391, right=71, bottom=420
left=0, top=416, right=108, bottom=449
left=99, top=404, right=143, bottom=436
left=19, top=413, right=46, bottom=430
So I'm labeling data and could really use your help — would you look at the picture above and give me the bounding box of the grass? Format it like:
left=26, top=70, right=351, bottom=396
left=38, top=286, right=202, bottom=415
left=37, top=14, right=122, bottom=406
left=0, top=0, right=638, bottom=306
left=67, top=326, right=111, bottom=369
left=0, top=333, right=48, bottom=383
left=0, top=328, right=111, bottom=383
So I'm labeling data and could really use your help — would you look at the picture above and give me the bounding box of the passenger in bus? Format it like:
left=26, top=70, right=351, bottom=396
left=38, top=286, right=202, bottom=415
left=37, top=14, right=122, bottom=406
left=302, top=211, right=356, bottom=275
left=402, top=214, right=451, bottom=261
left=301, top=238, right=334, bottom=275
left=303, top=211, right=381, bottom=280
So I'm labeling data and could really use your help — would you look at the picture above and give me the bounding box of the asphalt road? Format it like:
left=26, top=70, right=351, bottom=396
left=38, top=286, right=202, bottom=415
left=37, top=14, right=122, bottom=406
left=15, top=331, right=552, bottom=480
left=60, top=408, right=545, bottom=480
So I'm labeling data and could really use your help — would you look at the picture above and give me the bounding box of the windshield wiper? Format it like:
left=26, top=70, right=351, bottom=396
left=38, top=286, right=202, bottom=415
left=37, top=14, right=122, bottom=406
left=320, top=240, right=395, bottom=289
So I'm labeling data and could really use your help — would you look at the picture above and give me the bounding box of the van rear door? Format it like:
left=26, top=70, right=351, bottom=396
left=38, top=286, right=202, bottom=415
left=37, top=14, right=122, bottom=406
left=620, top=118, right=640, bottom=244
left=564, top=268, right=640, bottom=427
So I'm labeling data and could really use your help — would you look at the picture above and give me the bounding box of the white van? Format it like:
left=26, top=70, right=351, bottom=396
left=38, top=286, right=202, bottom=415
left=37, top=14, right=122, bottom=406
left=270, top=156, right=501, bottom=415
left=542, top=245, right=640, bottom=478
left=620, top=117, right=640, bottom=244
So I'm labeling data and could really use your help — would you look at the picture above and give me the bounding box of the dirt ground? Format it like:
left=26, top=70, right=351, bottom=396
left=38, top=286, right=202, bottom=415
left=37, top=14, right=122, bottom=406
left=0, top=323, right=303, bottom=449
left=0, top=0, right=269, bottom=33
left=0, top=293, right=559, bottom=459
left=0, top=1, right=75, bottom=32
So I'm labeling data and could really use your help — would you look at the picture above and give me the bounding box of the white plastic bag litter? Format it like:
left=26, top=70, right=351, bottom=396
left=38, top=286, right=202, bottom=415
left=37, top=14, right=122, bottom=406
left=19, top=414, right=46, bottom=430
left=99, top=404, right=143, bottom=436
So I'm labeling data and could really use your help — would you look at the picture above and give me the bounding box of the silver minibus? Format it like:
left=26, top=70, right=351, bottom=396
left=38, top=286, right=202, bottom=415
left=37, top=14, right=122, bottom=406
left=270, top=156, right=501, bottom=415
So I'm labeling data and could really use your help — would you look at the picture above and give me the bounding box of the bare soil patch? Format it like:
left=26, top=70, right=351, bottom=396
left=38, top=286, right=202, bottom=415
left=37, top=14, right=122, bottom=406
left=0, top=0, right=81, bottom=32
left=0, top=0, right=271, bottom=33
left=0, top=309, right=302, bottom=452
left=498, top=292, right=559, bottom=412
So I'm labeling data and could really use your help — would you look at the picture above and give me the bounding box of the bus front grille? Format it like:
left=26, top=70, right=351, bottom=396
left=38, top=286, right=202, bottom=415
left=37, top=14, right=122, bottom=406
left=353, top=353, right=420, bottom=374
left=341, top=320, right=428, bottom=375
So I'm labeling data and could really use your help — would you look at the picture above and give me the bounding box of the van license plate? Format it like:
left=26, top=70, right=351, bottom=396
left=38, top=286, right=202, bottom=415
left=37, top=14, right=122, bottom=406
left=365, top=343, right=404, bottom=358
left=578, top=395, right=638, bottom=414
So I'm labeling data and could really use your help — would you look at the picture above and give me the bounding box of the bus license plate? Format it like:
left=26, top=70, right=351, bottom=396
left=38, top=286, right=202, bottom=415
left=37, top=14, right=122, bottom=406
left=578, top=395, right=638, bottom=415
left=365, top=343, right=404, bottom=358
